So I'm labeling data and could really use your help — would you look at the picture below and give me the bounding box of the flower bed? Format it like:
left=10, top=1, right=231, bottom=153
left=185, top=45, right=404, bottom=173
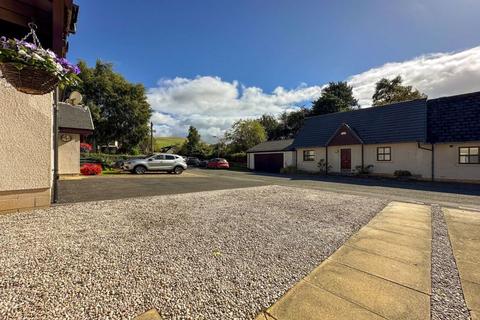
left=80, top=163, right=102, bottom=176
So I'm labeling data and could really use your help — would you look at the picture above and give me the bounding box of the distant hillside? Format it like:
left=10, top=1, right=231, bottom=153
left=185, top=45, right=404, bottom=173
left=154, top=137, right=186, bottom=150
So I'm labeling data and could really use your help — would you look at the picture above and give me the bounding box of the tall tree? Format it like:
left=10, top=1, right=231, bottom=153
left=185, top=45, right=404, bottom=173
left=183, top=126, right=201, bottom=155
left=311, top=82, right=359, bottom=116
left=226, top=119, right=267, bottom=152
left=257, top=114, right=279, bottom=140
left=66, top=60, right=151, bottom=153
left=277, top=108, right=309, bottom=139
left=372, top=76, right=426, bottom=106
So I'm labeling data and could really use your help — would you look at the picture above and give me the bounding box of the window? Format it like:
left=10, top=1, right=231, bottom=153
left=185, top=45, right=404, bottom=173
left=154, top=155, right=165, bottom=160
left=303, top=150, right=315, bottom=161
left=165, top=155, right=175, bottom=160
left=459, top=147, right=479, bottom=164
left=377, top=147, right=391, bottom=161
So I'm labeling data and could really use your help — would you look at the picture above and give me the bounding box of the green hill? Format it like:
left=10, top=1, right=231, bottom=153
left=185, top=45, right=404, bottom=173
left=154, top=137, right=186, bottom=150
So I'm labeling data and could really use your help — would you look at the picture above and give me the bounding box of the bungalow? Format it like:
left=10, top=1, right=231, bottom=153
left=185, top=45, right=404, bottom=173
left=248, top=91, right=480, bottom=183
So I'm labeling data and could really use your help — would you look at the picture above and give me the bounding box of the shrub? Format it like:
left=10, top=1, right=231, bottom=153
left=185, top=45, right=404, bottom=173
left=226, top=152, right=247, bottom=163
left=355, top=164, right=374, bottom=174
left=317, top=159, right=332, bottom=175
left=80, top=163, right=102, bottom=175
left=80, top=143, right=93, bottom=153
left=394, top=170, right=412, bottom=177
left=280, top=165, right=298, bottom=174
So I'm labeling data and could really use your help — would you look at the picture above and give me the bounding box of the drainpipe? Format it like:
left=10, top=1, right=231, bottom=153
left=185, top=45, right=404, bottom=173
left=325, top=146, right=329, bottom=175
left=361, top=144, right=364, bottom=171
left=431, top=144, right=435, bottom=182
left=417, top=142, right=434, bottom=182
left=52, top=88, right=59, bottom=203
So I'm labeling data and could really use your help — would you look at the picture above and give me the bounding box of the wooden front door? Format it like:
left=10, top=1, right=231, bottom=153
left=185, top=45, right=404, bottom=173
left=340, top=149, right=351, bottom=170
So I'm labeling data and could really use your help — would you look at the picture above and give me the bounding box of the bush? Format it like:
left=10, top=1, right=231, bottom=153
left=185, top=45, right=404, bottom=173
left=317, top=159, right=332, bottom=175
left=81, top=153, right=143, bottom=168
left=80, top=163, right=102, bottom=175
left=355, top=164, right=374, bottom=174
left=280, top=165, right=298, bottom=174
left=80, top=143, right=93, bottom=153
left=394, top=170, right=412, bottom=177
left=225, top=152, right=247, bottom=163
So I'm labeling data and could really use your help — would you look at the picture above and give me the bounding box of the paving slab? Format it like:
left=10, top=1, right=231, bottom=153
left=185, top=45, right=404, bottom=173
left=305, top=259, right=430, bottom=320
left=133, top=309, right=162, bottom=320
left=352, top=226, right=431, bottom=251
left=444, top=207, right=480, bottom=318
left=266, top=280, right=385, bottom=320
left=346, top=237, right=430, bottom=267
left=256, top=201, right=432, bottom=319
left=368, top=220, right=432, bottom=239
left=329, top=245, right=430, bottom=294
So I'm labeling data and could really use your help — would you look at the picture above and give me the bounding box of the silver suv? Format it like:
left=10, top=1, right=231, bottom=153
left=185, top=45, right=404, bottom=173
left=122, top=153, right=187, bottom=174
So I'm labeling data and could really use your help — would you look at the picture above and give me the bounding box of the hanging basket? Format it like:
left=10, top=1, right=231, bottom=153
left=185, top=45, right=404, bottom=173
left=0, top=63, right=59, bottom=95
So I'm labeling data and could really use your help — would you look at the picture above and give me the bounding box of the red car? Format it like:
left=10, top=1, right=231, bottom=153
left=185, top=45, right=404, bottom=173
left=207, top=158, right=230, bottom=169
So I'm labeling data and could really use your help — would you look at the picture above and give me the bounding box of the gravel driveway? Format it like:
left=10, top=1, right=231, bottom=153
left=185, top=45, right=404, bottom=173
left=0, top=186, right=386, bottom=319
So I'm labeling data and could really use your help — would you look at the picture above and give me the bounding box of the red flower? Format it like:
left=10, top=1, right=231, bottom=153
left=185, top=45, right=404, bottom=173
left=80, top=143, right=93, bottom=153
left=80, top=163, right=102, bottom=175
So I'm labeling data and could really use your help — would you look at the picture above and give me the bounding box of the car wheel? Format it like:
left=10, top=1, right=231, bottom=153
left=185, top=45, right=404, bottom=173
left=174, top=166, right=184, bottom=174
left=134, top=166, right=147, bottom=174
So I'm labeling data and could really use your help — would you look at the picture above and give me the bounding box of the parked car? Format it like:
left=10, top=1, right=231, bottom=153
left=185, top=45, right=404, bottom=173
left=207, top=158, right=230, bottom=169
left=186, top=157, right=201, bottom=166
left=199, top=159, right=209, bottom=168
left=122, top=153, right=187, bottom=174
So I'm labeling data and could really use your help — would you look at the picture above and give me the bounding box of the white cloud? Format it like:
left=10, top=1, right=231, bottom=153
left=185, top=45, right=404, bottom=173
left=147, top=76, right=323, bottom=142
left=349, top=46, right=480, bottom=106
left=147, top=46, right=480, bottom=142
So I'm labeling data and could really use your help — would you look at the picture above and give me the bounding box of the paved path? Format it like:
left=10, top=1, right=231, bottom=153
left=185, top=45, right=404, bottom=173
left=444, top=208, right=480, bottom=320
left=256, top=202, right=434, bottom=320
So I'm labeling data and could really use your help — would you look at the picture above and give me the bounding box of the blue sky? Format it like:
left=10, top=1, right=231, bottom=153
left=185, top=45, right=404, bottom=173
left=68, top=0, right=480, bottom=139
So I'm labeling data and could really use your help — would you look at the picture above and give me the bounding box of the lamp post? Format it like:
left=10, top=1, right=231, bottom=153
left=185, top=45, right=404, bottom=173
left=150, top=122, right=154, bottom=153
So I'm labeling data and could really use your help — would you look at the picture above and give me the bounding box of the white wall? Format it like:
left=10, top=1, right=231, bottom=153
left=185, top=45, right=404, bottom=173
left=58, top=133, right=80, bottom=175
left=435, top=142, right=480, bottom=182
left=364, top=142, right=432, bottom=179
left=328, top=144, right=363, bottom=173
left=0, top=78, right=52, bottom=191
left=296, top=147, right=326, bottom=172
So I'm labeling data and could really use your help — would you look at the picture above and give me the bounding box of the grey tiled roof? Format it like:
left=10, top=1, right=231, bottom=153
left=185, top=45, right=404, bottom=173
left=58, top=102, right=94, bottom=131
left=292, top=99, right=427, bottom=148
left=247, top=139, right=294, bottom=152
left=427, top=91, right=480, bottom=143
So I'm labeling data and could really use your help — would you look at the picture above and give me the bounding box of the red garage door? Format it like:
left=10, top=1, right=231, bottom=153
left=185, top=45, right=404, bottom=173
left=254, top=153, right=284, bottom=173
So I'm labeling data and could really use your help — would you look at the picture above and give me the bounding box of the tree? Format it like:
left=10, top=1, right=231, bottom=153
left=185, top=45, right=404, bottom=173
left=257, top=114, right=279, bottom=140
left=311, top=81, right=359, bottom=116
left=276, top=108, right=309, bottom=139
left=372, top=76, right=426, bottom=106
left=65, top=60, right=151, bottom=153
left=184, top=126, right=201, bottom=155
left=226, top=120, right=267, bottom=152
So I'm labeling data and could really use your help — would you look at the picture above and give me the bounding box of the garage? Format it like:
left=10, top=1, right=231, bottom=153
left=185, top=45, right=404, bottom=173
left=247, top=139, right=296, bottom=173
left=254, top=153, right=284, bottom=173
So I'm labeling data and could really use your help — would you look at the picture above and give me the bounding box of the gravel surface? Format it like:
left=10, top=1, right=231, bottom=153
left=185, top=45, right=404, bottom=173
left=431, top=205, right=470, bottom=320
left=0, top=185, right=386, bottom=320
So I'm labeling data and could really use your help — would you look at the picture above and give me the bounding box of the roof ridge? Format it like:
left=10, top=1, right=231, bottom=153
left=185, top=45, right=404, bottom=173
left=305, top=98, right=427, bottom=120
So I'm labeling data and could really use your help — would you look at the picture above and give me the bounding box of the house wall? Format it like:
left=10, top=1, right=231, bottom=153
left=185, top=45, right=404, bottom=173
left=297, top=143, right=432, bottom=178
left=0, top=78, right=52, bottom=213
left=434, top=141, right=480, bottom=183
left=364, top=142, right=432, bottom=179
left=296, top=147, right=327, bottom=172
left=328, top=144, right=363, bottom=173
left=247, top=151, right=295, bottom=170
left=58, top=133, right=80, bottom=175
